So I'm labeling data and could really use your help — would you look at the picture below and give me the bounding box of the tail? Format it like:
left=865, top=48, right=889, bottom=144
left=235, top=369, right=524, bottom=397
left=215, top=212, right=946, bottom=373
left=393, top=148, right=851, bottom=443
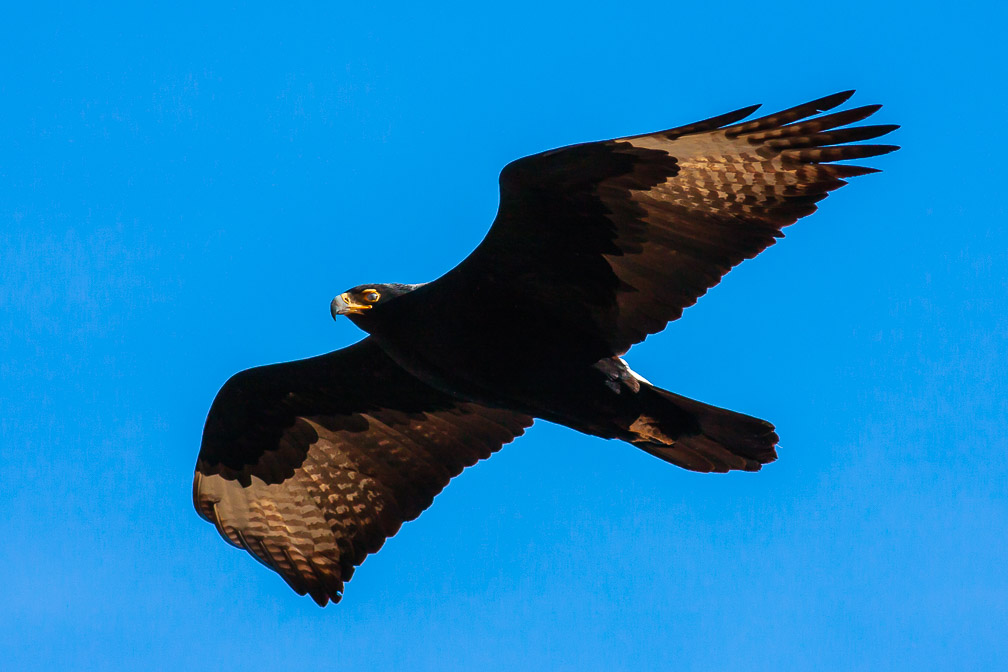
left=629, top=385, right=779, bottom=473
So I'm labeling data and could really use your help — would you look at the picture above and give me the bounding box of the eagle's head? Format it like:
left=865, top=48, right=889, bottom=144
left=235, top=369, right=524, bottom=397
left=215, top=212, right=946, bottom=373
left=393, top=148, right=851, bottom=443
left=330, top=283, right=420, bottom=321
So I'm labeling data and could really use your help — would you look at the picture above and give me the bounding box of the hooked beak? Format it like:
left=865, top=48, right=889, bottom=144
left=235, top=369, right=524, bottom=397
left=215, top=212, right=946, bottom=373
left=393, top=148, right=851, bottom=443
left=331, top=293, right=372, bottom=318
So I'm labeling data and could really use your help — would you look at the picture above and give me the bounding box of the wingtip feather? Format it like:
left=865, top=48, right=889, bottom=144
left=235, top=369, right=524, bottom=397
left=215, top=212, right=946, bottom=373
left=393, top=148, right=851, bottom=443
left=818, top=89, right=856, bottom=109
left=659, top=102, right=762, bottom=138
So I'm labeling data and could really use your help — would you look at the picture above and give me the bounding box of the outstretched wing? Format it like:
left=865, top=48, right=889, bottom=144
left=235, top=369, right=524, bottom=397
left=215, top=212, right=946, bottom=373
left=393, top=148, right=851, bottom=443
left=427, top=91, right=898, bottom=359
left=193, top=338, right=532, bottom=605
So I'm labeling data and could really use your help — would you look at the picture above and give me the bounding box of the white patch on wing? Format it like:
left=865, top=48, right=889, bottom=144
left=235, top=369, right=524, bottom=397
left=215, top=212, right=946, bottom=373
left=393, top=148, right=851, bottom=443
left=619, top=357, right=652, bottom=386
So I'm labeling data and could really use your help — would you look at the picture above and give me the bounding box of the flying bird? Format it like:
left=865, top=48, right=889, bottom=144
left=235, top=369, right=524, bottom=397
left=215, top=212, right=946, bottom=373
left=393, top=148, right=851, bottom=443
left=193, top=91, right=898, bottom=605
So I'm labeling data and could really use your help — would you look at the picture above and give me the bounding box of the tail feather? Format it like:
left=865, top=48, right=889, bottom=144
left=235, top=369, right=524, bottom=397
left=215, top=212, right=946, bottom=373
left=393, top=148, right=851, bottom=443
left=631, top=386, right=778, bottom=473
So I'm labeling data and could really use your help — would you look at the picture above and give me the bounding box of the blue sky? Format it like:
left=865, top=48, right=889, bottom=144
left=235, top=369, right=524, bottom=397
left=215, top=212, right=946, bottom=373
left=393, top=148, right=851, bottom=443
left=2, top=2, right=1005, bottom=670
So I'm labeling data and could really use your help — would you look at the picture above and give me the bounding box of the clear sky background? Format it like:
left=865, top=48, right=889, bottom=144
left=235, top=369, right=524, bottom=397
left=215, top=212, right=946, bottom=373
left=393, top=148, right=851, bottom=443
left=2, top=2, right=1005, bottom=670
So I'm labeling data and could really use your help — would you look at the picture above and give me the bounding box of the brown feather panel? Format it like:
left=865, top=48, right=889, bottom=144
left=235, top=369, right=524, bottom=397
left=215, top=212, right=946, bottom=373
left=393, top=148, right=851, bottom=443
left=194, top=340, right=532, bottom=605
left=593, top=92, right=898, bottom=353
left=607, top=103, right=898, bottom=337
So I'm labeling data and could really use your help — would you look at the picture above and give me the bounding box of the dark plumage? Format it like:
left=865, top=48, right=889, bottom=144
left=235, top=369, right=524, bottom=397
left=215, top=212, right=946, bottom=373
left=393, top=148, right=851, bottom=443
left=194, top=91, right=898, bottom=605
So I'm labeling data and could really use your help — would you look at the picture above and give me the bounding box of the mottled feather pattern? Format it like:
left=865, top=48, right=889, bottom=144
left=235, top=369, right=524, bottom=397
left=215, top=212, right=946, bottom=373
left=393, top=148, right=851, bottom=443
left=195, top=347, right=532, bottom=606
left=592, top=91, right=898, bottom=349
left=439, top=91, right=897, bottom=361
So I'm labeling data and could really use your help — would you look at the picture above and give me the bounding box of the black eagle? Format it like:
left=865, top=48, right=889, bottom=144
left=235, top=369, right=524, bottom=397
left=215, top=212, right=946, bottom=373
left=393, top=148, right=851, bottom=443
left=194, top=91, right=898, bottom=605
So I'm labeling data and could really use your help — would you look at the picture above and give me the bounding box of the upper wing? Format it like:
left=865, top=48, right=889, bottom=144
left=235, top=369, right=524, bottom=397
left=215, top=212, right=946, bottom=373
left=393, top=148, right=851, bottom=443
left=193, top=338, right=532, bottom=605
left=427, top=91, right=898, bottom=358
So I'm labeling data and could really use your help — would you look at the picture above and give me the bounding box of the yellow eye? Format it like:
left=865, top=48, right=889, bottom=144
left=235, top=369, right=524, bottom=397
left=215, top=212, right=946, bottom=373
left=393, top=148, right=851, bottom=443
left=362, top=289, right=380, bottom=303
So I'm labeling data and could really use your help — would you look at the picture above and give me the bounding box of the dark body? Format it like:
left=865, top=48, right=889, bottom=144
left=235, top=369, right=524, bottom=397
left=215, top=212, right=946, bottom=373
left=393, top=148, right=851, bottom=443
left=194, top=91, right=898, bottom=605
left=347, top=284, right=691, bottom=443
